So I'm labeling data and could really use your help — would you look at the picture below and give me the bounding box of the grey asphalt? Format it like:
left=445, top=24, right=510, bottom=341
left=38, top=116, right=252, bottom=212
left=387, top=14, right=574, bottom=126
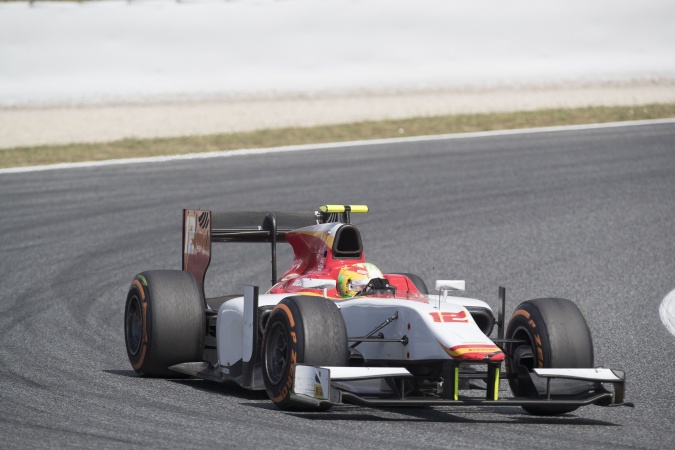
left=1, top=122, right=674, bottom=449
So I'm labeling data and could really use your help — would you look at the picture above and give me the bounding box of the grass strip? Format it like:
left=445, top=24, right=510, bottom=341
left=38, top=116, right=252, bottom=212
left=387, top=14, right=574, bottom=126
left=2, top=103, right=674, bottom=169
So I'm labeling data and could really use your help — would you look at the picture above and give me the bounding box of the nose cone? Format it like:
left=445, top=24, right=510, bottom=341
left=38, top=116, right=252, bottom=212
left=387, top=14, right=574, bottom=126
left=442, top=343, right=505, bottom=362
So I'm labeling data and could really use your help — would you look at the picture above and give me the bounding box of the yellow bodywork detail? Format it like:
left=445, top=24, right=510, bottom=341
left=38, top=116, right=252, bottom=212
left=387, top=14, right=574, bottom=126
left=348, top=205, right=369, bottom=213
left=320, top=205, right=346, bottom=213
left=453, top=366, right=459, bottom=401
left=493, top=367, right=500, bottom=400
left=320, top=205, right=369, bottom=213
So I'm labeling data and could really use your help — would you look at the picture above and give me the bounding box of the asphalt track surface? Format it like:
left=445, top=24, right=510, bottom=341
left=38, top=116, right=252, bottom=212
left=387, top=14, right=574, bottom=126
left=1, top=122, right=674, bottom=449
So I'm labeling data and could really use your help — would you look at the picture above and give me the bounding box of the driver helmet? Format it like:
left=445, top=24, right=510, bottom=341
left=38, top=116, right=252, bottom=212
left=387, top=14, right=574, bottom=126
left=337, top=263, right=383, bottom=298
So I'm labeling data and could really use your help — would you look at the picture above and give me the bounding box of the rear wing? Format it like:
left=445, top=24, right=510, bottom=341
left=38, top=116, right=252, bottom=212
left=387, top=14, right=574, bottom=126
left=182, top=205, right=368, bottom=295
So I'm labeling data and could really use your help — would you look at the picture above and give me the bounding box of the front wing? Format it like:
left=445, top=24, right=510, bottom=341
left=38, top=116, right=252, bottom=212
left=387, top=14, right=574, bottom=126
left=291, top=365, right=634, bottom=409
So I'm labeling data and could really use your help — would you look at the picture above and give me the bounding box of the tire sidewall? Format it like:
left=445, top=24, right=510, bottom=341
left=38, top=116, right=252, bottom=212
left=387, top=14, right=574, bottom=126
left=261, top=299, right=305, bottom=407
left=125, top=275, right=153, bottom=374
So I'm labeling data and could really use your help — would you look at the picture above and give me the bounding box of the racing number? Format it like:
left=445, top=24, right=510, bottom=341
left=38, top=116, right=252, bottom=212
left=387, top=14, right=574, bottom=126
left=429, top=310, right=469, bottom=323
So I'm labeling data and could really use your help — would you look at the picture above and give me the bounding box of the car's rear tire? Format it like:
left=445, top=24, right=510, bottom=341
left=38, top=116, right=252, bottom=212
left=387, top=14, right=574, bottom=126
left=262, top=296, right=348, bottom=411
left=125, top=270, right=205, bottom=377
left=505, top=297, right=594, bottom=415
left=393, top=273, right=429, bottom=295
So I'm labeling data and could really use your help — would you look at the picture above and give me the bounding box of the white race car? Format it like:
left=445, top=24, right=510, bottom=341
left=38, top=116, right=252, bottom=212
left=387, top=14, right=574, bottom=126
left=124, top=205, right=632, bottom=414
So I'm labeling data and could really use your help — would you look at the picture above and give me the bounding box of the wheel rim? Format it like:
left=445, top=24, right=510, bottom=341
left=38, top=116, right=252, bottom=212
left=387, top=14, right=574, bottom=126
left=510, top=327, right=535, bottom=367
left=126, top=295, right=143, bottom=356
left=265, top=321, right=289, bottom=385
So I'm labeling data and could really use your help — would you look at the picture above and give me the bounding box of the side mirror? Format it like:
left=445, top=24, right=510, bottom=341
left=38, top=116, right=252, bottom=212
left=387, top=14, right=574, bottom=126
left=301, top=278, right=337, bottom=298
left=435, top=280, right=465, bottom=307
left=435, top=280, right=465, bottom=291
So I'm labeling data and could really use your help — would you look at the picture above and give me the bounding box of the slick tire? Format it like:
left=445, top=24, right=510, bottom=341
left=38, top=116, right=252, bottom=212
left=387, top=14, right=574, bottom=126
left=125, top=270, right=205, bottom=377
left=262, top=296, right=348, bottom=411
left=505, top=298, right=594, bottom=415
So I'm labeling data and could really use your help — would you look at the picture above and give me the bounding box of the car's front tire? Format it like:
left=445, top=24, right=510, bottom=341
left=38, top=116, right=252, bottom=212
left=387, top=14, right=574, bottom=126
left=262, top=295, right=348, bottom=411
left=505, top=297, right=594, bottom=415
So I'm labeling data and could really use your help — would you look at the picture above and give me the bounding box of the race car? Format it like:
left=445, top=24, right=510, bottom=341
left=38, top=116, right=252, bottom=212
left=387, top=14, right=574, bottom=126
left=124, top=205, right=633, bottom=414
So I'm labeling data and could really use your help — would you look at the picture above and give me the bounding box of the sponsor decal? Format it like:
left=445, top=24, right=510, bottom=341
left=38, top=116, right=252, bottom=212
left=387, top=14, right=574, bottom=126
left=198, top=211, right=210, bottom=229
left=184, top=215, right=196, bottom=255
left=313, top=371, right=324, bottom=398
left=294, top=366, right=330, bottom=400
left=442, top=343, right=505, bottom=362
left=275, top=304, right=295, bottom=327
left=513, top=309, right=530, bottom=319
left=512, top=309, right=544, bottom=367
left=273, top=350, right=297, bottom=403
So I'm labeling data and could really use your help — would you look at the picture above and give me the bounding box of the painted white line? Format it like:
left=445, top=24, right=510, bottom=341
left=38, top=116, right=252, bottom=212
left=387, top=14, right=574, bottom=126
left=2, top=118, right=674, bottom=175
left=659, top=289, right=675, bottom=338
